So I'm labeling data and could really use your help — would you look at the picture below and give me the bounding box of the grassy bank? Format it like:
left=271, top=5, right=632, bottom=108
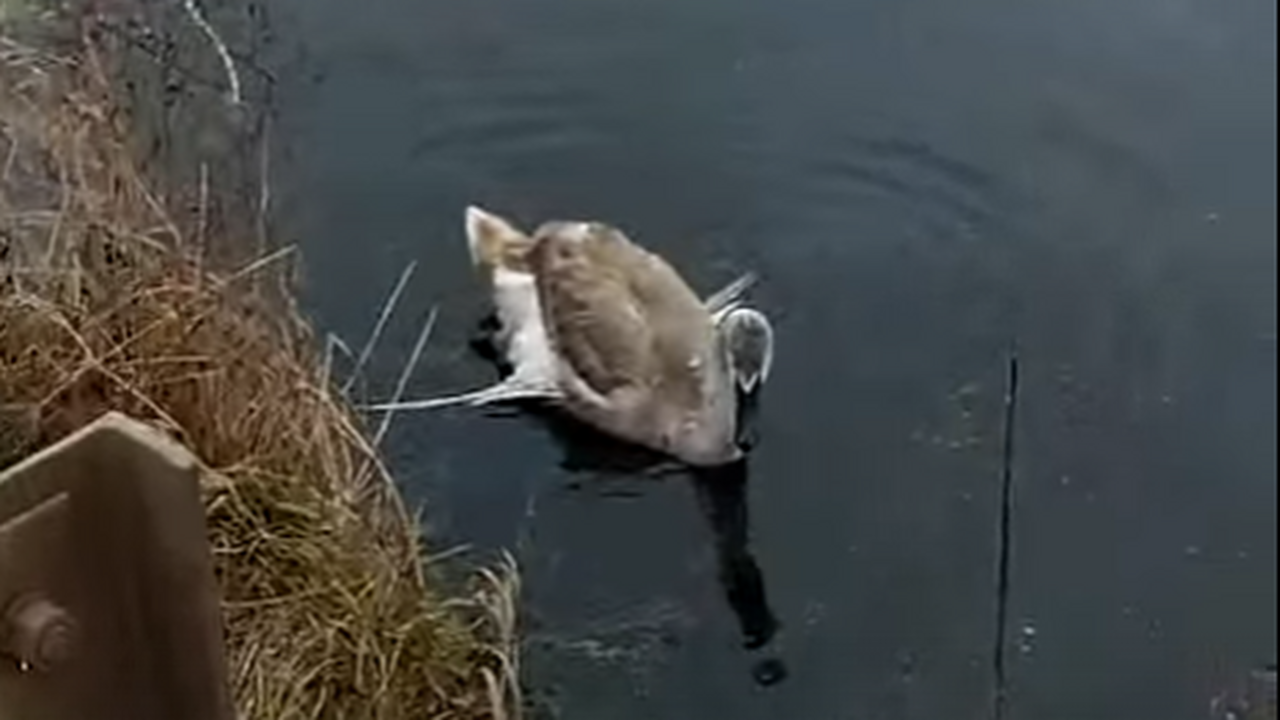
left=1, top=7, right=520, bottom=719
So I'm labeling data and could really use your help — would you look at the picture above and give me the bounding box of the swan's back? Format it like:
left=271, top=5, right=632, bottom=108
left=528, top=221, right=740, bottom=466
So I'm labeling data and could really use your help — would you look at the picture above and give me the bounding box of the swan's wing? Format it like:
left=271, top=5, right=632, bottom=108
left=584, top=229, right=723, bottom=412
left=529, top=221, right=727, bottom=421
left=529, top=232, right=656, bottom=397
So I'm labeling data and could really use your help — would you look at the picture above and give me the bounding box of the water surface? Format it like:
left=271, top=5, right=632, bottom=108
left=264, top=0, right=1277, bottom=717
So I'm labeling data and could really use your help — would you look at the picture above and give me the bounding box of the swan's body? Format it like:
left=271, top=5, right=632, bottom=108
left=373, top=206, right=774, bottom=467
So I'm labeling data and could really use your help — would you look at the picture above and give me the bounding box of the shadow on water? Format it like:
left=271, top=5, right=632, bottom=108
left=472, top=316, right=790, bottom=688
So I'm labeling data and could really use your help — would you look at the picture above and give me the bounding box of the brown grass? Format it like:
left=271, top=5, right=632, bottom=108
left=1, top=18, right=521, bottom=720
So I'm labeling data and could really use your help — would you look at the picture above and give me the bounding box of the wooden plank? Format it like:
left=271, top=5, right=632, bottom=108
left=0, top=412, right=233, bottom=720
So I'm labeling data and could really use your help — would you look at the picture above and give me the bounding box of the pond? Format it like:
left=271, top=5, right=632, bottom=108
left=262, top=0, right=1277, bottom=717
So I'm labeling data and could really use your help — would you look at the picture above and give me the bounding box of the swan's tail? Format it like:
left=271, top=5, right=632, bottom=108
left=465, top=206, right=535, bottom=272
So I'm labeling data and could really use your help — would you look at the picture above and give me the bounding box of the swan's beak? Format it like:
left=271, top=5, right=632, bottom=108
left=718, top=307, right=774, bottom=395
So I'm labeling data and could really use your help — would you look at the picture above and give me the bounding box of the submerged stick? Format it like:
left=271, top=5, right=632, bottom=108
left=182, top=0, right=242, bottom=106
left=991, top=345, right=1021, bottom=720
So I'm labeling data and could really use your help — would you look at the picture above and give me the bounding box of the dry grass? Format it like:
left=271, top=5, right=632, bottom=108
left=1, top=18, right=521, bottom=720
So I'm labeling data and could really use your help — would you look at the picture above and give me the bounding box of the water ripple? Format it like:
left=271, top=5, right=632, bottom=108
left=807, top=133, right=1004, bottom=231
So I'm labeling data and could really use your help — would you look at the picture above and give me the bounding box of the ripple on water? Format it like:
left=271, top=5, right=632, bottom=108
left=408, top=84, right=604, bottom=163
left=805, top=133, right=1004, bottom=232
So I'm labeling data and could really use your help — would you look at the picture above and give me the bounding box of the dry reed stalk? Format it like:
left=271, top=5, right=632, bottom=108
left=1, top=16, right=521, bottom=720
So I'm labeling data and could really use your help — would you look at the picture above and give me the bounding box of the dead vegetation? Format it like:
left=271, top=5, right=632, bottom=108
left=1, top=13, right=520, bottom=720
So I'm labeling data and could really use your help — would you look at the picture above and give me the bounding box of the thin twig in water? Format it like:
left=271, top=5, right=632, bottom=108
left=342, top=260, right=417, bottom=396
left=181, top=0, right=242, bottom=106
left=215, top=244, right=295, bottom=287
left=371, top=305, right=438, bottom=448
left=256, top=115, right=271, bottom=258
left=361, top=382, right=561, bottom=413
left=991, top=345, right=1021, bottom=720
left=423, top=543, right=472, bottom=566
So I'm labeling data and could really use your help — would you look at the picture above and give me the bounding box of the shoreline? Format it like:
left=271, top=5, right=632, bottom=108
left=1, top=3, right=522, bottom=718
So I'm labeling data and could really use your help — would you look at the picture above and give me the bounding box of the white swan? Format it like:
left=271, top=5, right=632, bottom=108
left=371, top=206, right=775, bottom=467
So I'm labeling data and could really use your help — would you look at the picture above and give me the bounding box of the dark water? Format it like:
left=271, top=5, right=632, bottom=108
left=263, top=0, right=1277, bottom=717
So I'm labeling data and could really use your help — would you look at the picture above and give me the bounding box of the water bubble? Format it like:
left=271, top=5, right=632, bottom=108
left=1018, top=620, right=1038, bottom=655
left=752, top=658, right=789, bottom=687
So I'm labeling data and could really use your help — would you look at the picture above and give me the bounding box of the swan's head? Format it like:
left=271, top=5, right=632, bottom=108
left=715, top=306, right=774, bottom=395
left=648, top=309, right=772, bottom=468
